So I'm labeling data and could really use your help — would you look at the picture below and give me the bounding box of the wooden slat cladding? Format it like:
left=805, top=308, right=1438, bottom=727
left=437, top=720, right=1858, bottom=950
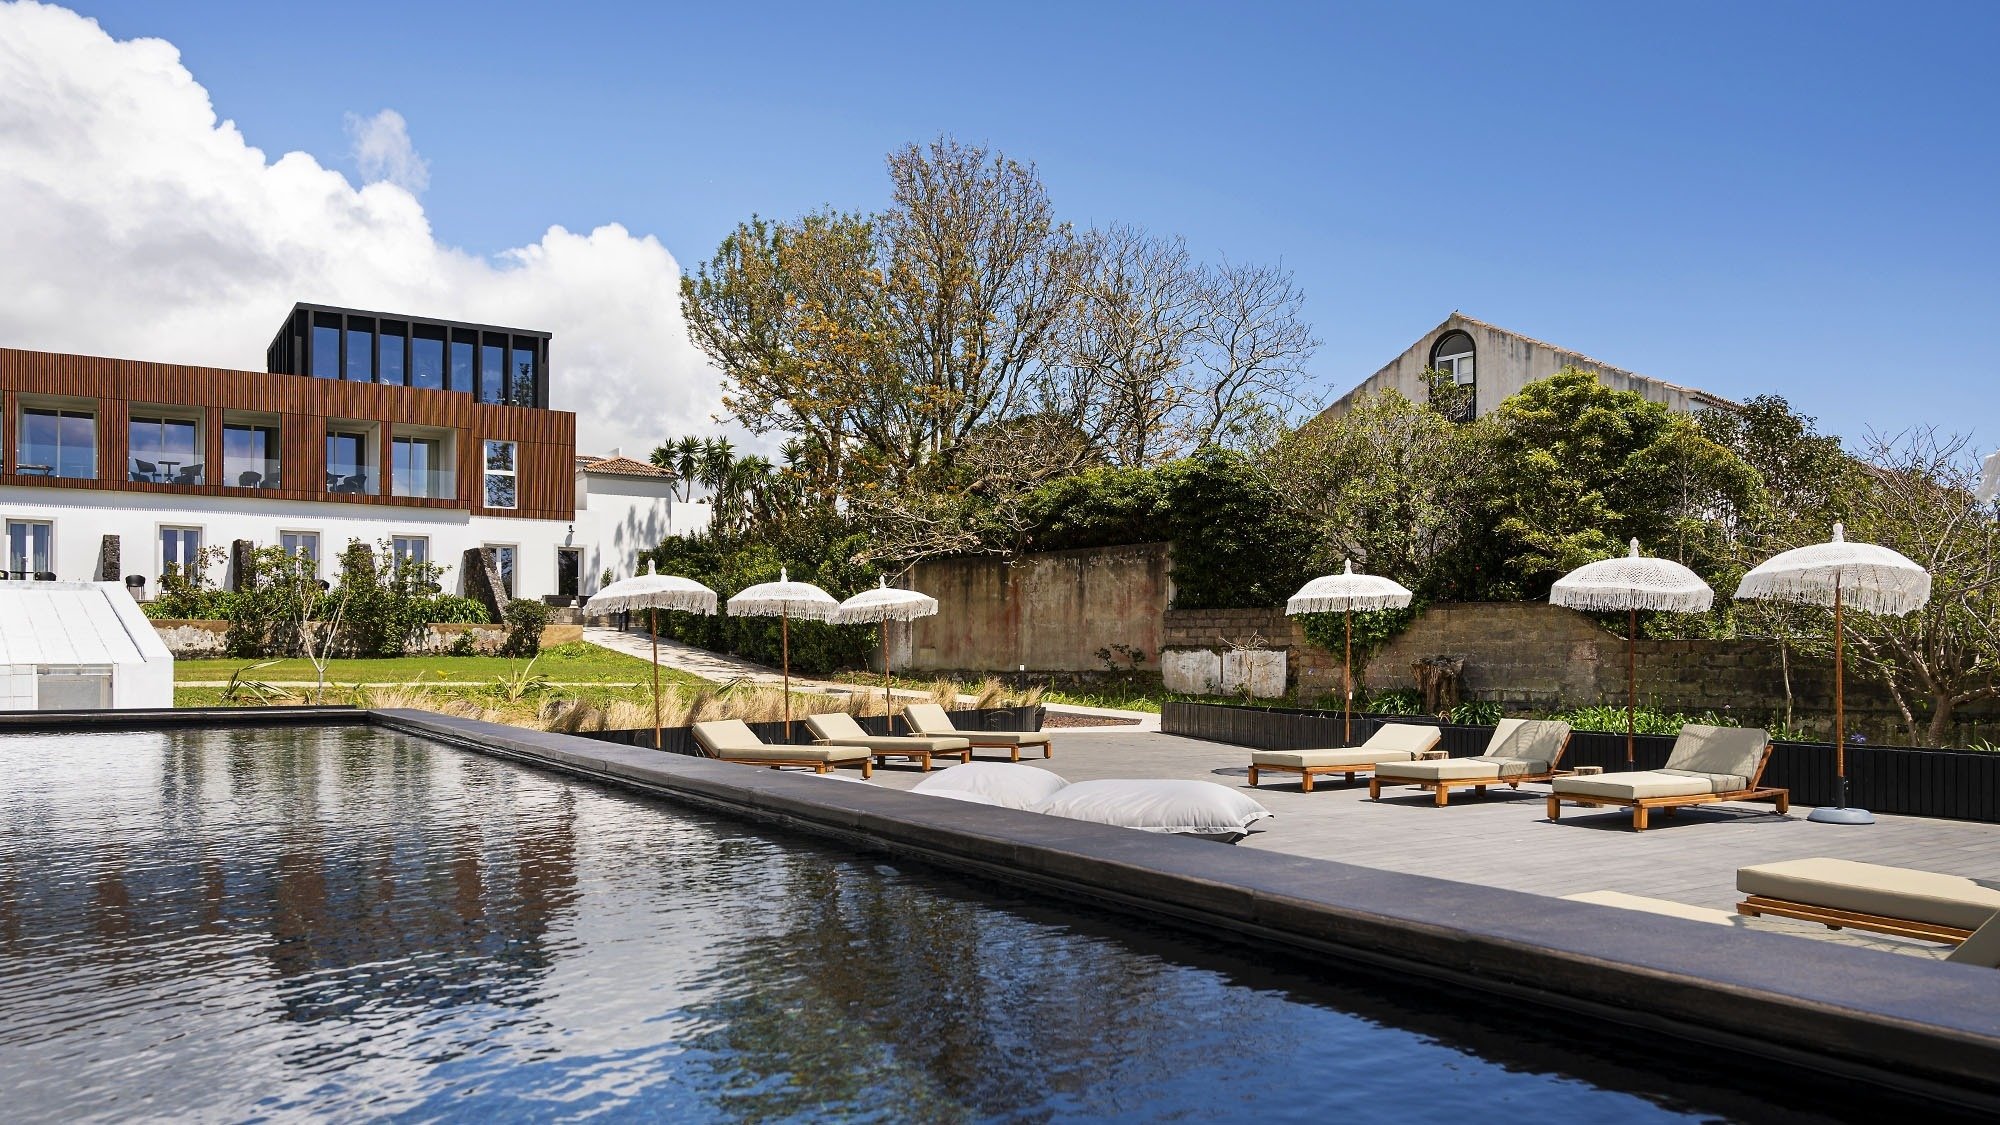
left=0, top=347, right=576, bottom=520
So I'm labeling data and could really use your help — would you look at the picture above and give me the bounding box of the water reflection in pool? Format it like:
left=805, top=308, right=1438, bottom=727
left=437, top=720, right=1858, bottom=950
left=0, top=727, right=1905, bottom=1121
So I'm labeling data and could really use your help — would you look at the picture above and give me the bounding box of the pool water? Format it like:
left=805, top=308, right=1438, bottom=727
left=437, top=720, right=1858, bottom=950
left=0, top=727, right=1919, bottom=1121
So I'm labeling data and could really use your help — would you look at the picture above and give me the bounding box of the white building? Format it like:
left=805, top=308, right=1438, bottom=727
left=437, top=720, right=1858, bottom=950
left=0, top=302, right=683, bottom=605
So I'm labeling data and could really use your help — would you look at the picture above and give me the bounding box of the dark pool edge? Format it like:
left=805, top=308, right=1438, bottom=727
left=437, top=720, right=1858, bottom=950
left=355, top=710, right=1998, bottom=1110
left=0, top=706, right=366, bottom=731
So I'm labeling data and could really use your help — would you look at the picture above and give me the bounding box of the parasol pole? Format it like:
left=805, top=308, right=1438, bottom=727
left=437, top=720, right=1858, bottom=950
left=883, top=621, right=893, bottom=717
left=1834, top=574, right=1845, bottom=806
left=782, top=608, right=791, bottom=728
left=651, top=606, right=661, bottom=750
left=1627, top=608, right=1637, bottom=767
left=1344, top=604, right=1353, bottom=745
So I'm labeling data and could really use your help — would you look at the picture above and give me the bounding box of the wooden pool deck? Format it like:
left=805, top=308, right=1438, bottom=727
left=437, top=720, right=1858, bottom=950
left=864, top=728, right=2000, bottom=959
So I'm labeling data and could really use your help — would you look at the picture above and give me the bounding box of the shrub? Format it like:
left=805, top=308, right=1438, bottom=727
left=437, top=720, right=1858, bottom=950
left=143, top=545, right=235, bottom=619
left=500, top=598, right=550, bottom=657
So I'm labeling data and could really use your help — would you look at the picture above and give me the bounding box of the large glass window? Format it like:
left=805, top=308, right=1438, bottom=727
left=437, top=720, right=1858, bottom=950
left=128, top=413, right=201, bottom=484
left=160, top=526, right=202, bottom=580
left=486, top=544, right=517, bottom=597
left=345, top=321, right=374, bottom=382
left=450, top=332, right=476, bottom=394
left=326, top=430, right=371, bottom=494
left=6, top=520, right=51, bottom=578
left=479, top=341, right=506, bottom=404
left=378, top=321, right=406, bottom=387
left=1427, top=330, right=1477, bottom=422
left=412, top=325, right=447, bottom=391
left=311, top=315, right=342, bottom=379
left=19, top=406, right=96, bottom=479
left=223, top=420, right=281, bottom=489
left=391, top=435, right=444, bottom=498
left=509, top=340, right=538, bottom=405
left=483, top=440, right=518, bottom=509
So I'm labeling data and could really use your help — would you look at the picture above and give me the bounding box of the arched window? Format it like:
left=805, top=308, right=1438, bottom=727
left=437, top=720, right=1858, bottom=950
left=1427, top=330, right=1476, bottom=420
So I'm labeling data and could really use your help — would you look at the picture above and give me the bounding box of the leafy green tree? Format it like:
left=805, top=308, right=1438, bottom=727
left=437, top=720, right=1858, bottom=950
left=1479, top=367, right=1762, bottom=599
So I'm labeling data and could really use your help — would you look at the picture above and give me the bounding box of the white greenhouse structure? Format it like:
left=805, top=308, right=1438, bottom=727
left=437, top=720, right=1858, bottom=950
left=0, top=582, right=174, bottom=710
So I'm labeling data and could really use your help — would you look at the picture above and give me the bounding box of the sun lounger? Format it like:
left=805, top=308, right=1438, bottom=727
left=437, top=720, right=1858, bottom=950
left=905, top=702, right=1053, bottom=761
left=1368, top=718, right=1573, bottom=807
left=1246, top=722, right=1443, bottom=792
left=1735, top=857, right=2000, bottom=945
left=691, top=719, right=873, bottom=777
left=804, top=711, right=972, bottom=771
left=1547, top=724, right=1785, bottom=831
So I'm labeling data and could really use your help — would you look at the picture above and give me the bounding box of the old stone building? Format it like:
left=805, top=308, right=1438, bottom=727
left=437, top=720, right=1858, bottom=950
left=1323, top=312, right=1736, bottom=422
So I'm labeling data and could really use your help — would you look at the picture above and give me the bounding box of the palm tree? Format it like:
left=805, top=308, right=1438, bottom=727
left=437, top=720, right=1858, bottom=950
left=671, top=435, right=702, bottom=502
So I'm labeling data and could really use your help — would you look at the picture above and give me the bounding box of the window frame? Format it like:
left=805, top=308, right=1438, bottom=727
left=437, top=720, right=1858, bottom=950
left=158, top=524, right=204, bottom=582
left=390, top=535, right=429, bottom=575
left=483, top=439, right=519, bottom=509
left=484, top=542, right=519, bottom=598
left=5, top=519, right=53, bottom=579
left=18, top=404, right=98, bottom=480
left=279, top=530, right=320, bottom=570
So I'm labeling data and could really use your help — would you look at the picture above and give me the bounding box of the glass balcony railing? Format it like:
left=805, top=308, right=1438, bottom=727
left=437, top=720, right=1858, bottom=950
left=391, top=469, right=455, bottom=500
left=224, top=458, right=282, bottom=489
left=129, top=457, right=205, bottom=485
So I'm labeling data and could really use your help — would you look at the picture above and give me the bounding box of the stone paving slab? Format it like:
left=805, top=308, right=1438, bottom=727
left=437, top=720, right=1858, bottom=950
left=861, top=729, right=2000, bottom=959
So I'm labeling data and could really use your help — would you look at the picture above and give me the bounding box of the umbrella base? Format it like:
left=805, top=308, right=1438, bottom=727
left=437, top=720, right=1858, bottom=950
left=1807, top=805, right=1876, bottom=825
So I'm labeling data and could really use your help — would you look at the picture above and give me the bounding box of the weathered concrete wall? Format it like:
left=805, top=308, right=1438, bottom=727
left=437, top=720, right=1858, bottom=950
left=1160, top=647, right=1287, bottom=697
left=1162, top=606, right=1344, bottom=698
left=904, top=544, right=1170, bottom=673
left=1321, top=312, right=1731, bottom=421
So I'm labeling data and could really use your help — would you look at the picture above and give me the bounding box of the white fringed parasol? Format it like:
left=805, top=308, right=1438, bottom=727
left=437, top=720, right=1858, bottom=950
left=835, top=579, right=940, bottom=713
left=1551, top=540, right=1715, bottom=766
left=591, top=562, right=718, bottom=750
left=727, top=569, right=840, bottom=724
left=1285, top=561, right=1414, bottom=745
left=1735, top=523, right=1931, bottom=823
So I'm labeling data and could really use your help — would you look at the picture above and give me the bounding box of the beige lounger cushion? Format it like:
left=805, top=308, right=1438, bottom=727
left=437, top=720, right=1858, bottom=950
left=904, top=703, right=961, bottom=734
left=1738, top=858, right=2000, bottom=933
left=1248, top=723, right=1441, bottom=769
left=715, top=743, right=870, bottom=764
left=804, top=713, right=970, bottom=752
left=954, top=730, right=1049, bottom=746
left=1486, top=718, right=1572, bottom=765
left=692, top=719, right=768, bottom=754
left=1661, top=724, right=1770, bottom=792
left=692, top=718, right=868, bottom=763
left=1251, top=747, right=1416, bottom=769
left=1553, top=770, right=1719, bottom=801
left=1376, top=755, right=1544, bottom=782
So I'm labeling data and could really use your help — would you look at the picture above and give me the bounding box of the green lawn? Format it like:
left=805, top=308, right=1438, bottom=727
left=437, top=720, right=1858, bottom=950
left=173, top=642, right=705, bottom=687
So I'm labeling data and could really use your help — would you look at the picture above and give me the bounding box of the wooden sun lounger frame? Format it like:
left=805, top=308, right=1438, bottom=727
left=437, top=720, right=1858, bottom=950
left=1545, top=742, right=1786, bottom=831
left=810, top=738, right=971, bottom=772
left=1248, top=751, right=1439, bottom=793
left=949, top=732, right=1053, bottom=762
left=1366, top=734, right=1575, bottom=807
left=708, top=750, right=873, bottom=778
left=1734, top=895, right=1975, bottom=945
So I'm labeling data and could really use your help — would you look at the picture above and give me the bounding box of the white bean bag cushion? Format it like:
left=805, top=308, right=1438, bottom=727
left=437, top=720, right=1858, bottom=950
left=1030, top=779, right=1274, bottom=842
left=920, top=789, right=1003, bottom=806
left=910, top=762, right=1069, bottom=809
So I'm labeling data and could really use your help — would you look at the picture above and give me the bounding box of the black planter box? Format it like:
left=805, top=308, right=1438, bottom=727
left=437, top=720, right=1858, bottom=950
left=1162, top=701, right=2000, bottom=824
left=579, top=705, right=1044, bottom=756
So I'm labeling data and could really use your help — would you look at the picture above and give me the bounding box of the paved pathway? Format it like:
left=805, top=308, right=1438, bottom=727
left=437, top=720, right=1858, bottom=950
left=582, top=625, right=1158, bottom=730
left=859, top=728, right=1999, bottom=960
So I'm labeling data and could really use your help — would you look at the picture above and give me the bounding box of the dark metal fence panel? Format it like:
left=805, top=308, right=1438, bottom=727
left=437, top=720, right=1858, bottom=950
left=576, top=706, right=1043, bottom=758
left=1162, top=702, right=2000, bottom=824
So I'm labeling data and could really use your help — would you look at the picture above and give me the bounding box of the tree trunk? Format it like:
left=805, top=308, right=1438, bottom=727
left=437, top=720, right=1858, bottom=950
left=1929, top=696, right=1956, bottom=747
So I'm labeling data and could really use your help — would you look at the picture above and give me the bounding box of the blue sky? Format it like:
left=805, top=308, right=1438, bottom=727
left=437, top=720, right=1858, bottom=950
left=55, top=1, right=2000, bottom=448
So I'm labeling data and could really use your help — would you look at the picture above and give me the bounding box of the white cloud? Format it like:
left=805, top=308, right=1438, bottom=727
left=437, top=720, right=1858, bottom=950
left=344, top=108, right=429, bottom=193
left=0, top=1, right=725, bottom=460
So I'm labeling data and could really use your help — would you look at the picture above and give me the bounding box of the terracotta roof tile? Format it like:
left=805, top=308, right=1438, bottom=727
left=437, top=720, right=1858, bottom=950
left=579, top=455, right=673, bottom=478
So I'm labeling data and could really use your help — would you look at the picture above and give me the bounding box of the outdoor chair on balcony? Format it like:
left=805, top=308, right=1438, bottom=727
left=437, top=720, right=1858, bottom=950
left=172, top=463, right=204, bottom=484
left=238, top=471, right=262, bottom=487
left=130, top=459, right=159, bottom=482
left=1546, top=724, right=1786, bottom=831
left=1734, top=857, right=2000, bottom=948
left=905, top=702, right=1053, bottom=761
left=1370, top=719, right=1574, bottom=807
left=1247, top=722, right=1442, bottom=792
left=690, top=718, right=873, bottom=777
left=804, top=711, right=971, bottom=772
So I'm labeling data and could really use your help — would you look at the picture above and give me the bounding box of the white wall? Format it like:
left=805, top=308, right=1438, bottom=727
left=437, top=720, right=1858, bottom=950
left=572, top=472, right=695, bottom=593
left=0, top=485, right=575, bottom=600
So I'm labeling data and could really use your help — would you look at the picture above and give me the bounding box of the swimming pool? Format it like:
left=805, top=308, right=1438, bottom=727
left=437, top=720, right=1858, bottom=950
left=0, top=726, right=1928, bottom=1121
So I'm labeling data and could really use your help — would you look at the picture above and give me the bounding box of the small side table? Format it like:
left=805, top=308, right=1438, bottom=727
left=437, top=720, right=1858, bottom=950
left=1573, top=766, right=1604, bottom=776
left=1416, top=749, right=1448, bottom=761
